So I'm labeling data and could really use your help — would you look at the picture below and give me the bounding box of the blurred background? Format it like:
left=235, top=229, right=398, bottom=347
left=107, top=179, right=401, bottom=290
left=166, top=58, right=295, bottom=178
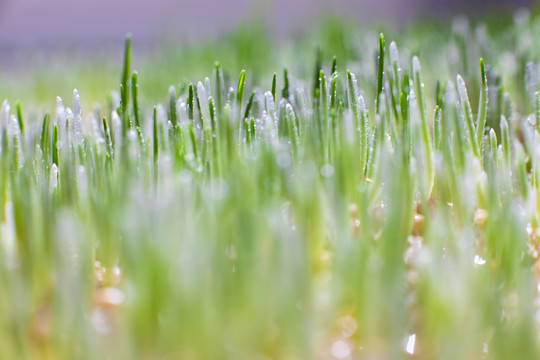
left=0, top=0, right=536, bottom=108
left=0, top=0, right=533, bottom=48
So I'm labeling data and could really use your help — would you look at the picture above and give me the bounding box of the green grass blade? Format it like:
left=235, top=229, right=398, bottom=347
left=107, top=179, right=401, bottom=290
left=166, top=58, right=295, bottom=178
left=120, top=33, right=132, bottom=135
left=52, top=124, right=58, bottom=166
left=153, top=106, right=158, bottom=182
left=131, top=71, right=141, bottom=128
left=331, top=56, right=337, bottom=76
left=169, top=86, right=177, bottom=126
left=271, top=72, right=277, bottom=103
left=376, top=33, right=385, bottom=114
left=187, top=83, right=195, bottom=120
left=476, top=58, right=488, bottom=157
left=413, top=56, right=434, bottom=193
left=15, top=101, right=24, bottom=133
left=244, top=92, right=255, bottom=121
left=433, top=105, right=441, bottom=152
left=214, top=62, right=224, bottom=114
left=236, top=70, right=246, bottom=115
left=282, top=68, right=290, bottom=100
left=501, top=115, right=511, bottom=169
left=286, top=104, right=300, bottom=160
left=457, top=74, right=480, bottom=158
left=347, top=70, right=368, bottom=176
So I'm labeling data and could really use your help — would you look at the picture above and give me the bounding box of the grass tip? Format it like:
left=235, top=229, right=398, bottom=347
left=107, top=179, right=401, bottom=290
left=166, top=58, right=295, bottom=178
left=390, top=41, right=399, bottom=63
left=480, top=58, right=486, bottom=85
left=412, top=56, right=421, bottom=73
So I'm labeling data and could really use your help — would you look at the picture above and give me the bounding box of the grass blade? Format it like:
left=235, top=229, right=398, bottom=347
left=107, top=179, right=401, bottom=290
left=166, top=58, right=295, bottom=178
left=376, top=33, right=385, bottom=114
left=457, top=74, right=480, bottom=158
left=476, top=58, right=488, bottom=156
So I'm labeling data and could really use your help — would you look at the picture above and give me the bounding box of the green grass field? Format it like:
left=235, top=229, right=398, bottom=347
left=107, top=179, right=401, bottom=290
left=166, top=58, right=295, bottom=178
left=2, top=10, right=540, bottom=359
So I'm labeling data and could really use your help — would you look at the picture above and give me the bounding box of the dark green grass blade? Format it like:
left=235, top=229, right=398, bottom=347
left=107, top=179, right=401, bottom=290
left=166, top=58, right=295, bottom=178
left=271, top=72, right=277, bottom=102
left=376, top=33, right=385, bottom=114
left=120, top=33, right=132, bottom=136
left=131, top=71, right=141, bottom=128
left=15, top=101, right=24, bottom=133
left=282, top=68, right=290, bottom=100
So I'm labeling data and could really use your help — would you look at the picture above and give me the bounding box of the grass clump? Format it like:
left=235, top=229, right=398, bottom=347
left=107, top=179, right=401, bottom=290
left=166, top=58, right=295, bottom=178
left=2, top=9, right=540, bottom=360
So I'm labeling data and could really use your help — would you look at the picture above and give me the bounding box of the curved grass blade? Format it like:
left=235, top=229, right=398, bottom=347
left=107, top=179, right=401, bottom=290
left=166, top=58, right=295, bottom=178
left=244, top=91, right=255, bottom=121
left=331, top=56, right=337, bottom=76
left=236, top=70, right=246, bottom=115
left=457, top=74, right=480, bottom=158
left=282, top=68, right=290, bottom=100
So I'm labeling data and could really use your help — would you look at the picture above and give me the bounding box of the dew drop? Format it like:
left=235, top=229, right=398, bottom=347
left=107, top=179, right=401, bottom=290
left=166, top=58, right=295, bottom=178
left=474, top=255, right=486, bottom=267
left=404, top=333, right=416, bottom=354
left=331, top=340, right=351, bottom=359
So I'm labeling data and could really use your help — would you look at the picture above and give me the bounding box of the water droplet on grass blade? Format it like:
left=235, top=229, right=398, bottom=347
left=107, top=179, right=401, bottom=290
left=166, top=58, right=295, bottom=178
left=9, top=115, right=23, bottom=167
left=443, top=81, right=457, bottom=104
left=72, top=89, right=84, bottom=145
left=331, top=340, right=351, bottom=359
left=204, top=77, right=212, bottom=99
left=474, top=255, right=486, bottom=267
left=86, top=113, right=104, bottom=143
left=197, top=81, right=211, bottom=129
left=177, top=99, right=189, bottom=125
left=49, top=164, right=59, bottom=192
left=456, top=75, right=468, bottom=102
left=264, top=91, right=276, bottom=114
left=403, top=334, right=416, bottom=354
left=111, top=110, right=122, bottom=149
left=56, top=96, right=66, bottom=130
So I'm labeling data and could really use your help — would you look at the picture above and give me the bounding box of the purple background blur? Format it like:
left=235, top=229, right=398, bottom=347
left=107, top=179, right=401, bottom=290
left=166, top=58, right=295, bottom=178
left=0, top=0, right=534, bottom=48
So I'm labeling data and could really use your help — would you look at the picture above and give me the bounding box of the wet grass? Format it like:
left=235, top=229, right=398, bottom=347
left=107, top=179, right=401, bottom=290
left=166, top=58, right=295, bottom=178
left=1, top=9, right=540, bottom=360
